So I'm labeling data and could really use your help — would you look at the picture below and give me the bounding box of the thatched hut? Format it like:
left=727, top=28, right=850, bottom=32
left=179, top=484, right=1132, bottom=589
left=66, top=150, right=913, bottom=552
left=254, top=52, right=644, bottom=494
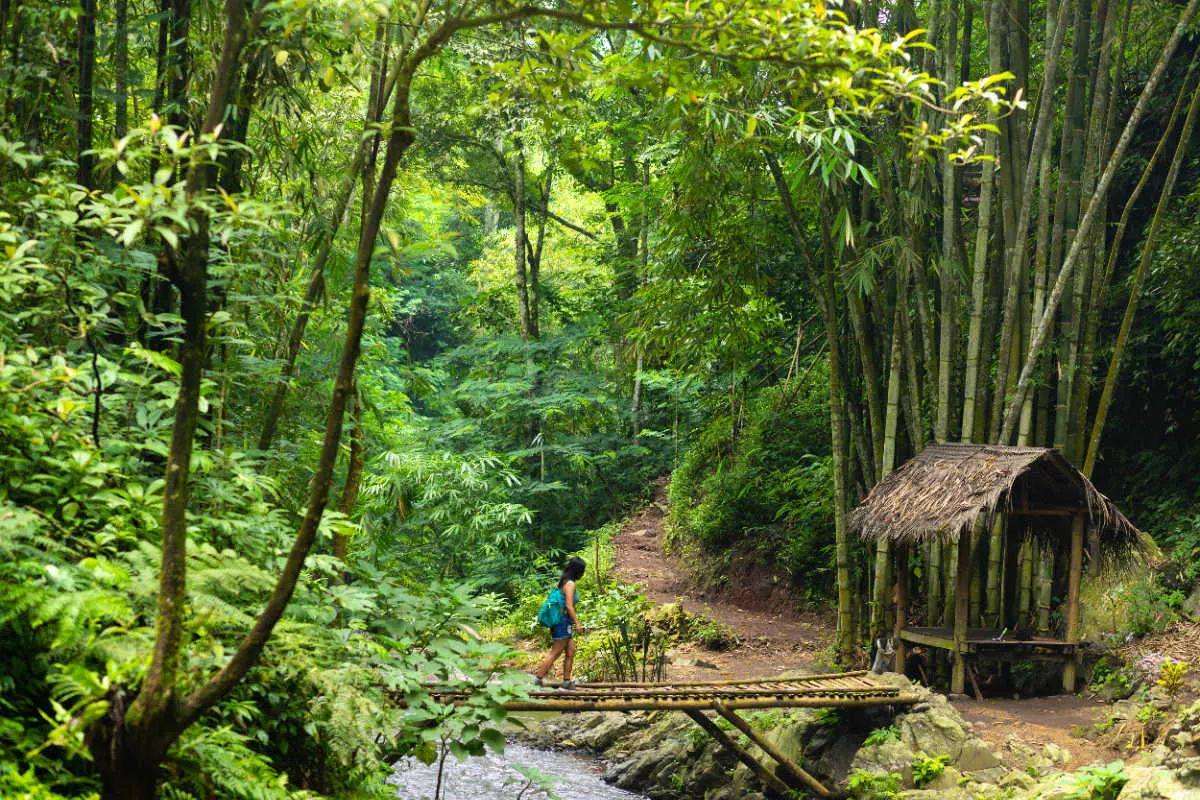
left=847, top=443, right=1146, bottom=695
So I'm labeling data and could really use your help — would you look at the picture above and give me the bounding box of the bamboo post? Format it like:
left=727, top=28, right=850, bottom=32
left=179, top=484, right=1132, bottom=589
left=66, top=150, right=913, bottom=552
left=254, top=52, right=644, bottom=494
left=1062, top=515, right=1085, bottom=692
left=894, top=544, right=909, bottom=673
left=951, top=533, right=973, bottom=694
left=714, top=704, right=831, bottom=797
left=685, top=710, right=791, bottom=796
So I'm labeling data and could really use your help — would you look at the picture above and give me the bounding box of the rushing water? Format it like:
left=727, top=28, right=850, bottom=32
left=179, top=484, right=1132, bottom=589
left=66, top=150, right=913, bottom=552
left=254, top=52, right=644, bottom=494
left=388, top=743, right=647, bottom=800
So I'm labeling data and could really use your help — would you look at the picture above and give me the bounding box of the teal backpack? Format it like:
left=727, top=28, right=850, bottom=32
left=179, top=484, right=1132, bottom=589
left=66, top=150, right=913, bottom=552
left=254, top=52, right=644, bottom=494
left=537, top=586, right=564, bottom=627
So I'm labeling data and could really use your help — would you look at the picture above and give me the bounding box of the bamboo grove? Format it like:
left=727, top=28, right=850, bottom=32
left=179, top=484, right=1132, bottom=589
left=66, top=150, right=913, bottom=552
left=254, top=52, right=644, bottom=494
left=770, top=0, right=1200, bottom=661
left=3, top=0, right=1200, bottom=795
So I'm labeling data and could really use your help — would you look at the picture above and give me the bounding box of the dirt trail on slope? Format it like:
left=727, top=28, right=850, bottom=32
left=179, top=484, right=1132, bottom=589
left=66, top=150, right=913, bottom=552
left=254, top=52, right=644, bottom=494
left=610, top=479, right=1120, bottom=770
left=610, top=479, right=831, bottom=682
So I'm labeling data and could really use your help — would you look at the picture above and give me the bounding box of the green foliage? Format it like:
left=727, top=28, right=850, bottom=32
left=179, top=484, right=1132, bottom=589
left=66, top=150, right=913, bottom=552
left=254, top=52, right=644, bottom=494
left=507, top=764, right=565, bottom=800
left=1057, top=761, right=1129, bottom=800
left=1088, top=656, right=1135, bottom=700
left=863, top=725, right=901, bottom=747
left=813, top=708, right=841, bottom=728
left=669, top=377, right=836, bottom=598
left=845, top=769, right=902, bottom=800
left=1157, top=657, right=1190, bottom=698
left=595, top=618, right=668, bottom=683
left=1123, top=580, right=1185, bottom=637
left=646, top=602, right=740, bottom=651
left=910, top=753, right=950, bottom=788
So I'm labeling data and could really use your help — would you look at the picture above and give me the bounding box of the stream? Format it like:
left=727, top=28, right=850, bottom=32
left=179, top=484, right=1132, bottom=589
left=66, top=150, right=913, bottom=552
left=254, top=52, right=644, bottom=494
left=389, top=742, right=647, bottom=800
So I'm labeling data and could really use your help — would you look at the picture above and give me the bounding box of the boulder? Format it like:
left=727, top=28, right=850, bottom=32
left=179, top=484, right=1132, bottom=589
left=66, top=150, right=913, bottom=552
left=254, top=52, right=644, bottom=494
left=897, top=698, right=971, bottom=761
left=605, top=748, right=661, bottom=788
left=999, top=770, right=1037, bottom=791
left=1117, top=765, right=1200, bottom=800
left=573, top=711, right=646, bottom=750
left=850, top=738, right=916, bottom=785
left=920, top=765, right=963, bottom=791
left=956, top=738, right=1004, bottom=772
left=1014, top=782, right=1079, bottom=800
left=1042, top=742, right=1070, bottom=765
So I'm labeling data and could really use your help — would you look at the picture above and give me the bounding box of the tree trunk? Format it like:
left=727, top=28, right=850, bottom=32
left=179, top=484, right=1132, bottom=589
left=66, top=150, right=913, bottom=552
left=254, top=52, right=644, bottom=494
left=334, top=384, right=365, bottom=563
left=76, top=0, right=97, bottom=188
left=91, top=3, right=259, bottom=791
left=935, top=0, right=960, bottom=444
left=114, top=0, right=128, bottom=141
left=961, top=135, right=995, bottom=442
left=513, top=130, right=532, bottom=341
left=257, top=24, right=392, bottom=450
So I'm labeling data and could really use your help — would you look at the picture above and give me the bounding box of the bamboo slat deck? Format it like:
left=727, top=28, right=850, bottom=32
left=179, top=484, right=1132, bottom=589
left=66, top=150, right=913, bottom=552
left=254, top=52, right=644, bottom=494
left=413, top=671, right=917, bottom=798
left=427, top=670, right=920, bottom=713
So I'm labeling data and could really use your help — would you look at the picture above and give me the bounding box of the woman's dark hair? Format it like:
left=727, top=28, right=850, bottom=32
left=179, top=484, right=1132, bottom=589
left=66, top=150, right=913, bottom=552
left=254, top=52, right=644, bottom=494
left=558, top=556, right=586, bottom=587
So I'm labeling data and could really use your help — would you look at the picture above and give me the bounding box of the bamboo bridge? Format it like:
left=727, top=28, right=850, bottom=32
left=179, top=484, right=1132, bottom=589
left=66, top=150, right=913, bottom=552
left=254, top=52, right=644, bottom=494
left=428, top=671, right=920, bottom=798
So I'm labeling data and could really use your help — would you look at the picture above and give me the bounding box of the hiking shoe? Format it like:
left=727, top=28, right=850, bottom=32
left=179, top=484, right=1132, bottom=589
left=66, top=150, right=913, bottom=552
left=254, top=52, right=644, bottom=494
left=533, top=675, right=544, bottom=687
left=559, top=679, right=576, bottom=691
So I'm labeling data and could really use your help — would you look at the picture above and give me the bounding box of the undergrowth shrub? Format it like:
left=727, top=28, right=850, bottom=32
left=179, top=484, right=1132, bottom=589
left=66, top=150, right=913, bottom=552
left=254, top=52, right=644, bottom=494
left=668, top=374, right=835, bottom=599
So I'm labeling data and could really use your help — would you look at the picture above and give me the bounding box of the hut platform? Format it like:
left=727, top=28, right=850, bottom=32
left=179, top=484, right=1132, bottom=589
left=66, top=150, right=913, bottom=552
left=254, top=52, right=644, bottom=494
left=900, top=626, right=1079, bottom=660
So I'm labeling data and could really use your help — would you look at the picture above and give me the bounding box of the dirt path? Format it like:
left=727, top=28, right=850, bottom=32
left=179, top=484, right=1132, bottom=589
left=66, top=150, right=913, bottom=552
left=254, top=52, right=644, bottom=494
left=611, top=480, right=831, bottom=682
left=610, top=480, right=1121, bottom=769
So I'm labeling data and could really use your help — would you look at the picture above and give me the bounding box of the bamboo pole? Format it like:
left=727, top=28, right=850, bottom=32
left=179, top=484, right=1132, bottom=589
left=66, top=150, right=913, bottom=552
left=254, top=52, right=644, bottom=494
left=1083, top=70, right=1200, bottom=476
left=1062, top=516, right=1085, bottom=692
left=951, top=533, right=972, bottom=694
left=714, top=704, right=831, bottom=797
left=685, top=710, right=791, bottom=796
left=1000, top=0, right=1200, bottom=442
left=895, top=544, right=910, bottom=673
left=566, top=672, right=872, bottom=689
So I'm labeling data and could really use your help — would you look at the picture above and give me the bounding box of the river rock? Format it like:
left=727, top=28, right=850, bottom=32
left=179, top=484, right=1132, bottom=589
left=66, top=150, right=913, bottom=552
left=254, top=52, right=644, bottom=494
left=899, top=788, right=972, bottom=800
left=574, top=711, right=648, bottom=750
left=999, top=770, right=1037, bottom=791
left=605, top=749, right=660, bottom=789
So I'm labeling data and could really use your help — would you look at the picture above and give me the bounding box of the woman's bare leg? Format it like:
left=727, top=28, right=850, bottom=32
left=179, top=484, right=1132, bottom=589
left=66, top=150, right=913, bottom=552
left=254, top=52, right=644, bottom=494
left=562, top=638, right=577, bottom=681
left=536, top=639, right=569, bottom=679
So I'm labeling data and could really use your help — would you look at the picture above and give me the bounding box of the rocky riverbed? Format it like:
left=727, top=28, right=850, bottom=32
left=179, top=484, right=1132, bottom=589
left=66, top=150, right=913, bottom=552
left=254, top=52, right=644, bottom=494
left=514, top=673, right=1200, bottom=799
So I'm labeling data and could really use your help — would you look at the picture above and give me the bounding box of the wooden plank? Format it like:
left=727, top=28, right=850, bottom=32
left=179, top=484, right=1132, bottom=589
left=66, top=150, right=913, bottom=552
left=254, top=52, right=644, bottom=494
left=898, top=628, right=964, bottom=651
left=685, top=710, right=791, bottom=797
left=714, top=705, right=830, bottom=797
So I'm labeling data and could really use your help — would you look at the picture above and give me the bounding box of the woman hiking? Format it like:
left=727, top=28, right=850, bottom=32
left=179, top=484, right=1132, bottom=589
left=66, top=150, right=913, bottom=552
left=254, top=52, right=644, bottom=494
left=533, top=556, right=586, bottom=690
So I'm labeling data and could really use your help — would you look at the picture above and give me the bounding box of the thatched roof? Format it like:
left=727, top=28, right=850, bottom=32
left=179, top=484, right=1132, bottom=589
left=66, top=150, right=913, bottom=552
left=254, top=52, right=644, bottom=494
left=848, top=443, right=1147, bottom=564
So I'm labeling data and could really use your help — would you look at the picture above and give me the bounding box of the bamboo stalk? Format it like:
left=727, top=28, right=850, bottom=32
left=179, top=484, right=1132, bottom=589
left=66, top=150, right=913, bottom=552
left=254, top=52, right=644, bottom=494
left=1084, top=69, right=1200, bottom=476
left=715, top=705, right=831, bottom=797
left=686, top=711, right=791, bottom=796
left=1000, top=0, right=1200, bottom=442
